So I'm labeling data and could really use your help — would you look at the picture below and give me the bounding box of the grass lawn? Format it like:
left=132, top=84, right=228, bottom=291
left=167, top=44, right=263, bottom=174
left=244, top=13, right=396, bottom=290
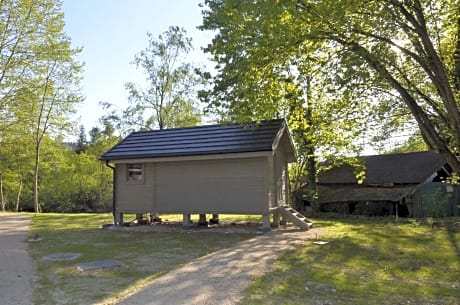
left=28, top=213, right=258, bottom=305
left=27, top=214, right=460, bottom=304
left=241, top=217, right=460, bottom=305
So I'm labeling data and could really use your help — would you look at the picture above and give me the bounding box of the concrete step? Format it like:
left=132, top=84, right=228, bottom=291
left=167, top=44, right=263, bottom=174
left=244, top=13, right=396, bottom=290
left=277, top=206, right=313, bottom=230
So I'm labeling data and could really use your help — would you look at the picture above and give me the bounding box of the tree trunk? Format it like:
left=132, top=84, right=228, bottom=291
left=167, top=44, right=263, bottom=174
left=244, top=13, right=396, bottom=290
left=305, top=145, right=318, bottom=214
left=303, top=77, right=318, bottom=214
left=388, top=0, right=460, bottom=147
left=454, top=7, right=460, bottom=91
left=15, top=177, right=22, bottom=212
left=346, top=40, right=460, bottom=174
left=0, top=173, right=5, bottom=211
left=33, top=143, right=40, bottom=213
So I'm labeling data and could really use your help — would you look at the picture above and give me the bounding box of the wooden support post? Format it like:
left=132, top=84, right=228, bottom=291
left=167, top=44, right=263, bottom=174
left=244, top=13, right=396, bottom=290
left=210, top=214, right=219, bottom=225
left=114, top=213, right=124, bottom=226
left=150, top=212, right=161, bottom=223
left=272, top=209, right=280, bottom=228
left=261, top=214, right=270, bottom=231
left=198, top=213, right=207, bottom=226
left=280, top=213, right=287, bottom=225
left=182, top=214, right=192, bottom=227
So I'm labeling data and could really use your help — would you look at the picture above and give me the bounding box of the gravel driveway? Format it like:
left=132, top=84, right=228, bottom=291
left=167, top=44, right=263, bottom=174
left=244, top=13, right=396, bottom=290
left=103, top=227, right=320, bottom=305
left=0, top=214, right=35, bottom=305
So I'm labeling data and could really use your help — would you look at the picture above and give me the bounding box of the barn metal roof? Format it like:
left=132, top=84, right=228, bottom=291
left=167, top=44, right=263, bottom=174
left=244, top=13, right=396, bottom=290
left=296, top=151, right=448, bottom=204
left=100, top=119, right=293, bottom=161
left=319, top=150, right=447, bottom=185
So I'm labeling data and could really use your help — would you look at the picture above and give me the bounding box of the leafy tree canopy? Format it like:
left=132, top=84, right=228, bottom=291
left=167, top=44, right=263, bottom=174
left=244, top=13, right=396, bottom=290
left=102, top=26, right=204, bottom=135
left=0, top=0, right=83, bottom=212
left=200, top=0, right=460, bottom=173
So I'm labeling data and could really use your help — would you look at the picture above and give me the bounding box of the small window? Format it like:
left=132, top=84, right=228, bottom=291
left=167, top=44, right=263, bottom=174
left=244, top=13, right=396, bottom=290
left=127, top=163, right=143, bottom=182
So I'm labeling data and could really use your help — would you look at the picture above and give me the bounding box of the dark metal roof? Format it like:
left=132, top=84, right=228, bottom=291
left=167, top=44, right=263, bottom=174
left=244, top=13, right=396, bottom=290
left=319, top=151, right=446, bottom=185
left=316, top=184, right=418, bottom=203
left=101, top=119, right=289, bottom=161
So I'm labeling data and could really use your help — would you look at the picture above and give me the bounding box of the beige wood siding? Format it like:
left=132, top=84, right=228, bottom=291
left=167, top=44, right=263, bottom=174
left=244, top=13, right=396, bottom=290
left=115, top=163, right=155, bottom=213
left=155, top=157, right=269, bottom=214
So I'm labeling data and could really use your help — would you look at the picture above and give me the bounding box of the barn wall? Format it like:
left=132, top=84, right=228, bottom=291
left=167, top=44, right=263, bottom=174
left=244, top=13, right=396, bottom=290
left=415, top=182, right=460, bottom=217
left=408, top=190, right=421, bottom=217
left=154, top=157, right=269, bottom=214
left=115, top=163, right=155, bottom=213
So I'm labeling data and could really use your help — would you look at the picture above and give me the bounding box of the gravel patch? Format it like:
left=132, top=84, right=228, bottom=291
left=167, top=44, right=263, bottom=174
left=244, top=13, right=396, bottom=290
left=98, top=226, right=321, bottom=305
left=0, top=214, right=35, bottom=305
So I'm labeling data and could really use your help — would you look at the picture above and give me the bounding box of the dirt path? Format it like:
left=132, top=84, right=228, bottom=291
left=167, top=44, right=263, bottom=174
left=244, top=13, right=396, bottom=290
left=0, top=214, right=35, bottom=305
left=107, top=228, right=320, bottom=305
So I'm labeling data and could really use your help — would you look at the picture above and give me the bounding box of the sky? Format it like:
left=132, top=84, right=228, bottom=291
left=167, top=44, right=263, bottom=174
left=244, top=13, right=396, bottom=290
left=62, top=0, right=213, bottom=132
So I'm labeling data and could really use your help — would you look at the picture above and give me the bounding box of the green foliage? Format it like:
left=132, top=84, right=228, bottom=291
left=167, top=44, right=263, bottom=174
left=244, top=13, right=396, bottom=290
left=102, top=26, right=203, bottom=135
left=0, top=132, right=118, bottom=212
left=75, top=125, right=88, bottom=154
left=0, top=0, right=83, bottom=133
left=200, top=0, right=460, bottom=175
left=0, top=0, right=124, bottom=212
left=38, top=141, right=114, bottom=212
left=0, top=0, right=83, bottom=212
left=200, top=0, right=389, bottom=207
left=422, top=188, right=452, bottom=218
left=388, top=131, right=429, bottom=154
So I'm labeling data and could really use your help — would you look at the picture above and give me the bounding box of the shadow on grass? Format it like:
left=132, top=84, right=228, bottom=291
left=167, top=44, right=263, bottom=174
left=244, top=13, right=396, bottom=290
left=448, top=229, right=460, bottom=259
left=242, top=218, right=460, bottom=305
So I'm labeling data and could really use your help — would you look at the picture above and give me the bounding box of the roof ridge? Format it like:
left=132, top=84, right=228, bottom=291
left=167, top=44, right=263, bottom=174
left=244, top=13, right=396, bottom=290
left=130, top=118, right=286, bottom=135
left=319, top=150, right=445, bottom=185
left=363, top=150, right=437, bottom=158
